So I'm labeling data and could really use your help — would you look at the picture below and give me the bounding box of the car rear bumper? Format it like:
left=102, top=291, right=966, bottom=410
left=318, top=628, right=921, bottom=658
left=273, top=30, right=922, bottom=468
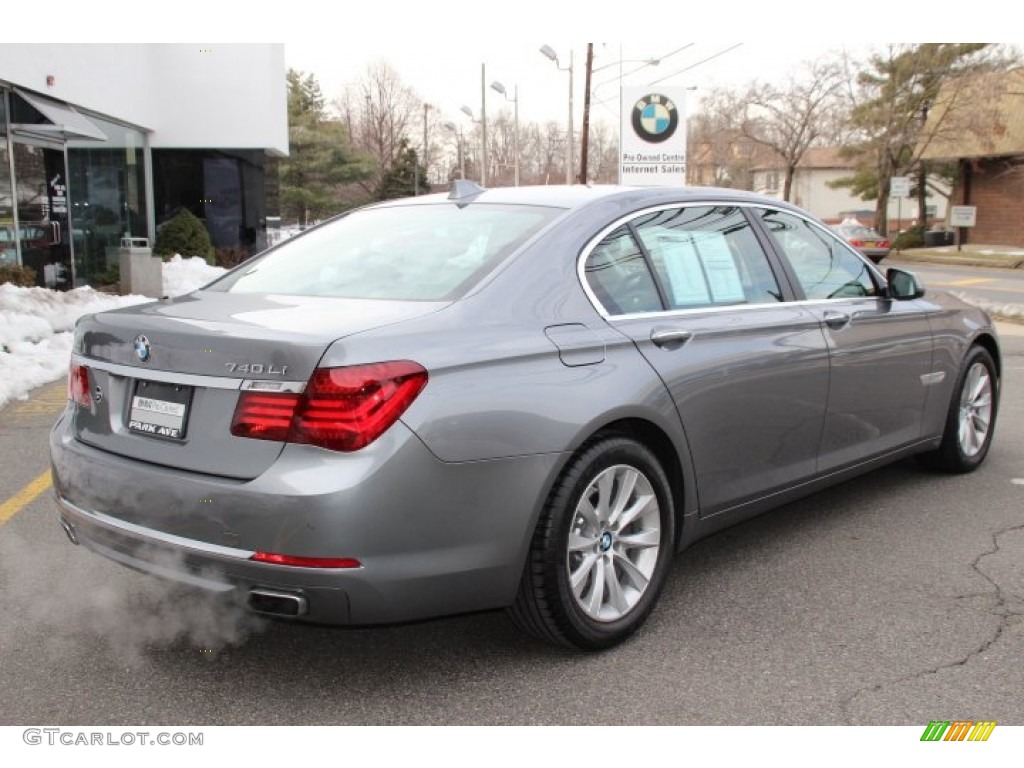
left=50, top=413, right=562, bottom=625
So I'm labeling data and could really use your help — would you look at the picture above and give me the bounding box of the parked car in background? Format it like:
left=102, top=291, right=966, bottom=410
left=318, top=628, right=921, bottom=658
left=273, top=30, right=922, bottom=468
left=831, top=221, right=891, bottom=263
left=51, top=184, right=1000, bottom=650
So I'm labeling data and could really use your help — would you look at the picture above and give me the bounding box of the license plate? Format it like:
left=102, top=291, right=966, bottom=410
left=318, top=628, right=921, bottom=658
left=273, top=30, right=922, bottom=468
left=128, top=380, right=193, bottom=440
left=864, top=241, right=878, bottom=247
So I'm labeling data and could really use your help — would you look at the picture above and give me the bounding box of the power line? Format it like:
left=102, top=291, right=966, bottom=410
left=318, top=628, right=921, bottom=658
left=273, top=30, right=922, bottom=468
left=593, top=44, right=695, bottom=92
left=647, top=43, right=745, bottom=85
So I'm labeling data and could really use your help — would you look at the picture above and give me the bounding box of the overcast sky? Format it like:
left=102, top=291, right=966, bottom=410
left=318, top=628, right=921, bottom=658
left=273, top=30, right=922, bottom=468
left=27, top=0, right=1020, bottom=134
left=283, top=41, right=849, bottom=128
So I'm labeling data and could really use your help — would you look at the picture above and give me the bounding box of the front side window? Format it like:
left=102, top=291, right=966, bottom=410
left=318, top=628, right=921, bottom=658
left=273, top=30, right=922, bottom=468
left=758, top=209, right=879, bottom=300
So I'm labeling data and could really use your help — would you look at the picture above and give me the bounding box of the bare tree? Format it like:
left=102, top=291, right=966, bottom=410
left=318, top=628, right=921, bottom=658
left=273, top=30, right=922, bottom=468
left=337, top=60, right=422, bottom=197
left=735, top=59, right=847, bottom=201
left=688, top=87, right=757, bottom=189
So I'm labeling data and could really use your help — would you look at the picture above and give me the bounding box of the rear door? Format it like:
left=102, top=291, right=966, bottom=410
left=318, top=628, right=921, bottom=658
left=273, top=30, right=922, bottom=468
left=581, top=203, right=830, bottom=517
left=750, top=207, right=933, bottom=471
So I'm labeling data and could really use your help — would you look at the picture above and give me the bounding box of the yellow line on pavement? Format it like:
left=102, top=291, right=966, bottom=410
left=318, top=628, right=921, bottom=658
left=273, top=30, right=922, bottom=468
left=0, top=470, right=52, bottom=525
left=946, top=277, right=996, bottom=286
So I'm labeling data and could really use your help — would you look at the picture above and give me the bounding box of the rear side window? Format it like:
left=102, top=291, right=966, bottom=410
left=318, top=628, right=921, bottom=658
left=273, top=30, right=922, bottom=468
left=208, top=203, right=561, bottom=301
left=584, top=225, right=663, bottom=315
left=759, top=209, right=879, bottom=300
left=583, top=205, right=783, bottom=316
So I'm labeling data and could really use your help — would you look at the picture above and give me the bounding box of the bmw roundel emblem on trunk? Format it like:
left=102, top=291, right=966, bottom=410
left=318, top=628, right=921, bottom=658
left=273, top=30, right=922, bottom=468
left=134, top=334, right=151, bottom=363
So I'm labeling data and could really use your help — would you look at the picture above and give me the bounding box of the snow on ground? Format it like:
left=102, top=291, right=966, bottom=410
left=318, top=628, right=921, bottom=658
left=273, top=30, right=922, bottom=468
left=0, top=255, right=226, bottom=411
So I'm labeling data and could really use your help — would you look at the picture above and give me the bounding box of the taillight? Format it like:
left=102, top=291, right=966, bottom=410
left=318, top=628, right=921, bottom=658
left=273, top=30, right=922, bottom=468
left=879, top=240, right=890, bottom=248
left=68, top=364, right=91, bottom=407
left=230, top=392, right=302, bottom=442
left=230, top=361, right=428, bottom=452
left=849, top=239, right=864, bottom=247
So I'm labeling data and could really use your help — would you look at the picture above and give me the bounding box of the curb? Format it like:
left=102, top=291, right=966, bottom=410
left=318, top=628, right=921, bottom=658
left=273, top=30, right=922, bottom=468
left=891, top=250, right=1024, bottom=270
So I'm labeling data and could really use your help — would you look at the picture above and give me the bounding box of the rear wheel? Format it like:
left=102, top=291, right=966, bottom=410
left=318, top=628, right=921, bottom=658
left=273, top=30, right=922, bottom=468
left=509, top=436, right=675, bottom=650
left=920, top=345, right=998, bottom=473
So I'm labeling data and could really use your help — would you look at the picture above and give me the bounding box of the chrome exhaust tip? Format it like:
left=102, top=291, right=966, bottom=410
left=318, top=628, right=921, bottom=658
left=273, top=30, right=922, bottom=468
left=248, top=588, right=308, bottom=617
left=60, top=517, right=79, bottom=545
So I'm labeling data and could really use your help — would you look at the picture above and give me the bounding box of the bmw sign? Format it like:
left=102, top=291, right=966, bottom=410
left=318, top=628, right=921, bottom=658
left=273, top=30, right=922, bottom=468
left=620, top=86, right=689, bottom=187
left=631, top=93, right=679, bottom=143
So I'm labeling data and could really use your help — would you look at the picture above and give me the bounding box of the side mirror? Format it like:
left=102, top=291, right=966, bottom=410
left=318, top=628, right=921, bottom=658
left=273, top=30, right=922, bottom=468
left=886, top=268, right=925, bottom=300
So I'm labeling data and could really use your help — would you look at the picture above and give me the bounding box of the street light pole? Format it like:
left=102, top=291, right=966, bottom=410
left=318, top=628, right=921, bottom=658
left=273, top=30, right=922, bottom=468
left=481, top=63, right=488, bottom=187
left=460, top=105, right=484, bottom=184
left=540, top=44, right=575, bottom=185
left=567, top=50, right=574, bottom=185
left=491, top=80, right=520, bottom=186
left=443, top=122, right=466, bottom=180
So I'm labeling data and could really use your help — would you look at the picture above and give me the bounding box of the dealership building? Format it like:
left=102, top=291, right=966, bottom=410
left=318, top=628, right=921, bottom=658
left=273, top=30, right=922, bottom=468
left=0, top=44, right=287, bottom=288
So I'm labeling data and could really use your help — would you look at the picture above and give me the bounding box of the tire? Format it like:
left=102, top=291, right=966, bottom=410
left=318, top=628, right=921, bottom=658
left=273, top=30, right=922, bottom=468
left=508, top=436, right=675, bottom=650
left=919, top=345, right=998, bottom=473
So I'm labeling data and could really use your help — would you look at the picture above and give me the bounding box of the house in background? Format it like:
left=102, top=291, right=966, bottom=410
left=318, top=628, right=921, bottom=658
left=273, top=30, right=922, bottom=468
left=749, top=147, right=948, bottom=231
left=0, top=45, right=287, bottom=288
left=920, top=68, right=1024, bottom=247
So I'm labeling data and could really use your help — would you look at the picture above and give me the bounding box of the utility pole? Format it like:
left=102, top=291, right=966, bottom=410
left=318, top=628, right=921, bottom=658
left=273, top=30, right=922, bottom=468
left=579, top=43, right=594, bottom=184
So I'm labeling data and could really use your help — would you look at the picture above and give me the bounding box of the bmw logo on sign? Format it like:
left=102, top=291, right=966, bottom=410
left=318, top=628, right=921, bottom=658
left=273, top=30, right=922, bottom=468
left=134, top=334, right=152, bottom=363
left=631, top=93, right=678, bottom=144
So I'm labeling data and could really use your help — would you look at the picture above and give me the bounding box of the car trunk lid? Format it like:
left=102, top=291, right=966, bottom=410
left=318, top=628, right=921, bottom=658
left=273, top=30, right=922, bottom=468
left=71, top=292, right=445, bottom=479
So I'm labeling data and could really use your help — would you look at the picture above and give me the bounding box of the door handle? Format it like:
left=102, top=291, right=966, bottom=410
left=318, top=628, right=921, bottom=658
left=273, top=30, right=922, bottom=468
left=823, top=311, right=851, bottom=329
left=650, top=329, right=693, bottom=348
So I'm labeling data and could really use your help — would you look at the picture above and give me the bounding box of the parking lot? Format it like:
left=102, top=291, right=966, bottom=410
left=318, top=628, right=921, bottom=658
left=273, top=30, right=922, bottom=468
left=0, top=327, right=1021, bottom=725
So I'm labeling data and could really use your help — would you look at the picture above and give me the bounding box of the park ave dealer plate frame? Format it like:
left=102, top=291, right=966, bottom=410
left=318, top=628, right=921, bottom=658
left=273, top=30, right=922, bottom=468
left=127, top=379, right=193, bottom=440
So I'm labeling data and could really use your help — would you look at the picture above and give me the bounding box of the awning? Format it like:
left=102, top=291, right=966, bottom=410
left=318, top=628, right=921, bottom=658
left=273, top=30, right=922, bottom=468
left=10, top=88, right=108, bottom=141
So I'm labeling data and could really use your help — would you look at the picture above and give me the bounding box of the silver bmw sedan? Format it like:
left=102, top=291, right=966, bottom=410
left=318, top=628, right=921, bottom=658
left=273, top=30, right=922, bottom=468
left=50, top=183, right=1000, bottom=650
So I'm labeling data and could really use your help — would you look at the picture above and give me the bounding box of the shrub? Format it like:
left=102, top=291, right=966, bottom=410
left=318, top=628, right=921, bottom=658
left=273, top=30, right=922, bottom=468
left=154, top=209, right=215, bottom=264
left=214, top=246, right=250, bottom=270
left=0, top=264, right=37, bottom=287
left=894, top=224, right=926, bottom=250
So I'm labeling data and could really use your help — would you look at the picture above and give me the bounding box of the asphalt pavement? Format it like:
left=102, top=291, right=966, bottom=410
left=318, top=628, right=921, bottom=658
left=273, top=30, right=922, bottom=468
left=1, top=331, right=1022, bottom=726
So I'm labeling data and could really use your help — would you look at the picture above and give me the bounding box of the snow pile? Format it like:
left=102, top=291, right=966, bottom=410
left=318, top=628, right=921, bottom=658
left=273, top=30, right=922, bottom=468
left=162, top=254, right=227, bottom=296
left=0, top=257, right=227, bottom=411
left=0, top=285, right=150, bottom=410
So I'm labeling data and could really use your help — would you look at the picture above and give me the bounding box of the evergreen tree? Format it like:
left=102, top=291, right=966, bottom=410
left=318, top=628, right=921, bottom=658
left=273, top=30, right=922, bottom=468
left=830, top=44, right=1006, bottom=234
left=376, top=138, right=430, bottom=200
left=280, top=69, right=370, bottom=224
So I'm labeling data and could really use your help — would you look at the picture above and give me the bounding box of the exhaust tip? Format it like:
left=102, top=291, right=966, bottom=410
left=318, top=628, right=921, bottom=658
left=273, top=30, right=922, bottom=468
left=60, top=517, right=79, bottom=545
left=248, top=589, right=308, bottom=617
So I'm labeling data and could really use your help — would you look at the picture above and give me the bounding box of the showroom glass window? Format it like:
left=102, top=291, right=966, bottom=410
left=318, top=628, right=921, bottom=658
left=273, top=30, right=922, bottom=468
left=584, top=205, right=783, bottom=315
left=0, top=90, right=13, bottom=267
left=756, top=208, right=879, bottom=300
left=67, top=115, right=148, bottom=286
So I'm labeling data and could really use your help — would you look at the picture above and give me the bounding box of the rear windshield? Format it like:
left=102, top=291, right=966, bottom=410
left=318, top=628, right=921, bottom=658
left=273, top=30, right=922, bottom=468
left=208, top=203, right=562, bottom=301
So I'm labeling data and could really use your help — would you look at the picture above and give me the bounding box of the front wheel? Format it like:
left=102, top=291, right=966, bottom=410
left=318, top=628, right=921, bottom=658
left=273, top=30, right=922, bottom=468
left=508, top=436, right=675, bottom=650
left=920, top=345, right=998, bottom=473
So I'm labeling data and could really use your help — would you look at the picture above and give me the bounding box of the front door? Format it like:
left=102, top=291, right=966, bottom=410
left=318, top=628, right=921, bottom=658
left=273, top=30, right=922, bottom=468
left=12, top=141, right=74, bottom=288
left=752, top=208, right=932, bottom=471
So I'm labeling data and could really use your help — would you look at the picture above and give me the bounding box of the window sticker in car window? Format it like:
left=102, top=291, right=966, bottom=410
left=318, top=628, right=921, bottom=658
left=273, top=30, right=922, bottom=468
left=691, top=232, right=745, bottom=304
left=650, top=233, right=711, bottom=306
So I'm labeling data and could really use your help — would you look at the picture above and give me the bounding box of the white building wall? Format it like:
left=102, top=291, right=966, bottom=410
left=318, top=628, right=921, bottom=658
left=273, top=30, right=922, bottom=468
left=0, top=44, right=287, bottom=155
left=752, top=166, right=951, bottom=224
